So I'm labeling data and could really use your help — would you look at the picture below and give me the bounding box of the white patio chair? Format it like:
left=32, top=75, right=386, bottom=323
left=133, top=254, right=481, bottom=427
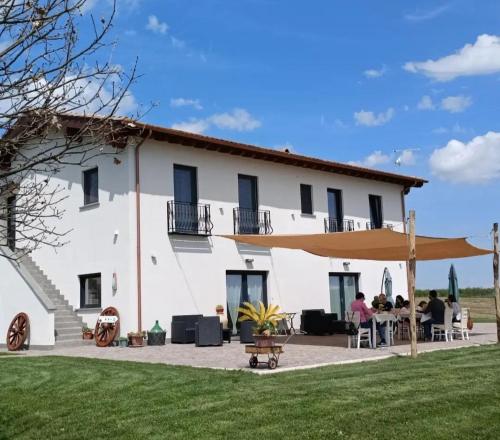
left=452, top=308, right=470, bottom=341
left=345, top=311, right=372, bottom=349
left=431, top=307, right=453, bottom=342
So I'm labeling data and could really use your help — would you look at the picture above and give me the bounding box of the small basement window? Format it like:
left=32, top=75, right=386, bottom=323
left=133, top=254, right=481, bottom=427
left=79, top=273, right=101, bottom=308
left=83, top=167, right=99, bottom=205
left=300, top=184, right=313, bottom=215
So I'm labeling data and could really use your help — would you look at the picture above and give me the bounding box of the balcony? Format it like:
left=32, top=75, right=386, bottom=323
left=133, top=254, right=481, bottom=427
left=324, top=218, right=355, bottom=233
left=366, top=222, right=394, bottom=230
left=167, top=201, right=213, bottom=236
left=233, top=208, right=273, bottom=235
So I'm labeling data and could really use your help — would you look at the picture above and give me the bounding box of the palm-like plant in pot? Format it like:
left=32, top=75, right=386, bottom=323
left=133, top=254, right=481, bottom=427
left=238, top=302, right=284, bottom=347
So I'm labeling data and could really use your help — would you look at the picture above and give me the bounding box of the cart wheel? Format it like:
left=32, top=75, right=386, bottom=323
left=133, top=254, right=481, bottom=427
left=249, top=356, right=258, bottom=368
left=268, top=357, right=278, bottom=370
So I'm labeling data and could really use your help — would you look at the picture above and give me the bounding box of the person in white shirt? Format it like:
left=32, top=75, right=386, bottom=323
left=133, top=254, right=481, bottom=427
left=447, top=295, right=461, bottom=322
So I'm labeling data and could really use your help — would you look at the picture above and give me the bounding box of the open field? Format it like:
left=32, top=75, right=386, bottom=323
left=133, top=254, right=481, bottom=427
left=416, top=297, right=496, bottom=322
left=1, top=346, right=500, bottom=439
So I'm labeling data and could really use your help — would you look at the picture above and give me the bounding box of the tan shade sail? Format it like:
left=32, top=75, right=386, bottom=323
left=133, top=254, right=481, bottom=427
left=220, top=229, right=492, bottom=261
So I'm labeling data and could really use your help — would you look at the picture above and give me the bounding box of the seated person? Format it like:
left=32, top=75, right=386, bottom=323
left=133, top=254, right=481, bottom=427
left=395, top=295, right=405, bottom=309
left=447, top=295, right=461, bottom=322
left=371, top=295, right=380, bottom=310
left=416, top=301, right=427, bottom=312
left=422, top=290, right=445, bottom=341
left=350, top=292, right=386, bottom=346
left=399, top=300, right=411, bottom=314
left=378, top=293, right=394, bottom=311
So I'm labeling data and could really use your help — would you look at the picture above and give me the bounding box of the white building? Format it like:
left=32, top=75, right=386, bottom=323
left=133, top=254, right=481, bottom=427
left=1, top=115, right=426, bottom=348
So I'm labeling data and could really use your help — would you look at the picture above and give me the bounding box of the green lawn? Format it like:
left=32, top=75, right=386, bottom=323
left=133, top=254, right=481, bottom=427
left=1, top=346, right=500, bottom=439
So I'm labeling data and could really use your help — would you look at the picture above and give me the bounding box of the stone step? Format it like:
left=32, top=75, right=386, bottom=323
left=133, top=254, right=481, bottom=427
left=55, top=339, right=93, bottom=347
left=56, top=321, right=83, bottom=330
left=55, top=324, right=82, bottom=333
left=55, top=332, right=84, bottom=341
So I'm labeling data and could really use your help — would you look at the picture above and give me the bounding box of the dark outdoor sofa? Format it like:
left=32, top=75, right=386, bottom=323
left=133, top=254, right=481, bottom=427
left=300, top=309, right=347, bottom=335
left=171, top=314, right=203, bottom=343
left=195, top=316, right=223, bottom=347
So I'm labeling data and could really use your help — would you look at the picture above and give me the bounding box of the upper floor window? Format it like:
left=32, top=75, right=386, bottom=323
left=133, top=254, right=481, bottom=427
left=368, top=194, right=383, bottom=229
left=83, top=167, right=98, bottom=205
left=79, top=273, right=101, bottom=308
left=300, top=184, right=313, bottom=215
left=174, top=164, right=198, bottom=204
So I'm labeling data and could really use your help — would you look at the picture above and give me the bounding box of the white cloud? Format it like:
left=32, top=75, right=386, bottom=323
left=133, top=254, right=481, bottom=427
left=171, top=118, right=210, bottom=134
left=146, top=15, right=168, bottom=34
left=170, top=36, right=186, bottom=49
left=404, top=34, right=500, bottom=81
left=396, top=149, right=417, bottom=166
left=433, top=123, right=468, bottom=135
left=171, top=108, right=261, bottom=134
left=349, top=150, right=391, bottom=168
left=404, top=4, right=450, bottom=22
left=440, top=95, right=472, bottom=113
left=209, top=108, right=261, bottom=131
left=417, top=95, right=435, bottom=110
left=363, top=66, right=387, bottom=78
left=170, top=98, right=203, bottom=110
left=354, top=108, right=394, bottom=127
left=429, top=131, right=500, bottom=183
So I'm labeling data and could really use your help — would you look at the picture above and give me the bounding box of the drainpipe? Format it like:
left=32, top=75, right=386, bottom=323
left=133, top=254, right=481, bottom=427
left=135, top=129, right=152, bottom=332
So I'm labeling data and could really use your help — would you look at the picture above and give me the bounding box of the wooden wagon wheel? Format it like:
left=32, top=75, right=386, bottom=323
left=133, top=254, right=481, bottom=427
left=6, top=312, right=29, bottom=351
left=94, top=307, right=120, bottom=347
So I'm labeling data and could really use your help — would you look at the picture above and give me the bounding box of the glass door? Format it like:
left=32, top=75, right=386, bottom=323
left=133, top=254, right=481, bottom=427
left=329, top=273, right=359, bottom=319
left=327, top=189, right=343, bottom=232
left=174, top=165, right=198, bottom=233
left=226, top=271, right=267, bottom=334
left=238, top=174, right=259, bottom=233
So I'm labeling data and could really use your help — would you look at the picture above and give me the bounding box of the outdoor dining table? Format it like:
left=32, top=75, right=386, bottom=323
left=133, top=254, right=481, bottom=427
left=371, top=312, right=397, bottom=348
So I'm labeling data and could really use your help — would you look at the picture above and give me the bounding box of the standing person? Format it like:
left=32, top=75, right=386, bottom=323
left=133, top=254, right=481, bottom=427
left=447, top=295, right=462, bottom=322
left=422, top=290, right=445, bottom=341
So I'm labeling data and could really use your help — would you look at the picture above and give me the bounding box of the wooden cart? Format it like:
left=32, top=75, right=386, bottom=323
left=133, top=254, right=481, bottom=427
left=245, top=344, right=284, bottom=370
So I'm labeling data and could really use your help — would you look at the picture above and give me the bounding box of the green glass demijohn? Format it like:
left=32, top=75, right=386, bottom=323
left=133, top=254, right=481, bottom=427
left=150, top=320, right=164, bottom=333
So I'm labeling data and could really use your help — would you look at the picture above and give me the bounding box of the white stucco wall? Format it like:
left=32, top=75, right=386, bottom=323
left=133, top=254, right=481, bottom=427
left=25, top=136, right=411, bottom=335
left=0, top=254, right=55, bottom=347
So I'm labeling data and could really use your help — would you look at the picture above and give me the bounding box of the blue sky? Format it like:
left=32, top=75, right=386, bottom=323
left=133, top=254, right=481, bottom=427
left=86, top=0, right=499, bottom=288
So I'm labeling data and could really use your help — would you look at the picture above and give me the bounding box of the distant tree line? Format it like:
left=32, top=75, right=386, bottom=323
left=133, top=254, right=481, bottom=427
left=415, top=288, right=494, bottom=298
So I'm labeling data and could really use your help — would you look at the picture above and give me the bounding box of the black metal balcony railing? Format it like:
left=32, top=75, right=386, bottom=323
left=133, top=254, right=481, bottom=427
left=233, top=208, right=273, bottom=235
left=167, top=201, right=213, bottom=236
left=366, top=222, right=394, bottom=230
left=324, top=218, right=355, bottom=233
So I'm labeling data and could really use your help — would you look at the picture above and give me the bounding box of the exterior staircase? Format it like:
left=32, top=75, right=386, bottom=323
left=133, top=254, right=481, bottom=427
left=19, top=255, right=88, bottom=346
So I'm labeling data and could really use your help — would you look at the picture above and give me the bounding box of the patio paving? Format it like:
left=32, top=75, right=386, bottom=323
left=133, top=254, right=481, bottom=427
left=2, top=323, right=497, bottom=374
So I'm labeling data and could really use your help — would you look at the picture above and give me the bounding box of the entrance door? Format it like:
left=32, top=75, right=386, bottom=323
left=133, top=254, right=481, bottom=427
left=238, top=174, right=259, bottom=233
left=174, top=165, right=198, bottom=233
left=226, top=271, right=267, bottom=335
left=329, top=273, right=359, bottom=319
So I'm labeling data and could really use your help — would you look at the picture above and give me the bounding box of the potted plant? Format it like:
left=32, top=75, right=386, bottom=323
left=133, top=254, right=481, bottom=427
left=82, top=326, right=94, bottom=340
left=118, top=337, right=128, bottom=347
left=127, top=331, right=144, bottom=347
left=215, top=304, right=225, bottom=315
left=238, top=302, right=284, bottom=347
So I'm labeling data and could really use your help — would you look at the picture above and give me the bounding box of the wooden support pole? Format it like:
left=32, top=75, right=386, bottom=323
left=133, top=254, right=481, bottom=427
left=408, top=210, right=418, bottom=358
left=493, top=223, right=500, bottom=343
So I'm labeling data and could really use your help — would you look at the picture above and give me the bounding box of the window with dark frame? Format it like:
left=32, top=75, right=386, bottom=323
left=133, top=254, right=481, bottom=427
left=79, top=273, right=101, bottom=308
left=300, top=184, right=313, bottom=215
left=83, top=167, right=99, bottom=205
left=369, top=194, right=383, bottom=228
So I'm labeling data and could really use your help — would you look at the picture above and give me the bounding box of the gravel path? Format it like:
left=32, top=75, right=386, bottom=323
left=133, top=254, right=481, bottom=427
left=2, top=323, right=496, bottom=374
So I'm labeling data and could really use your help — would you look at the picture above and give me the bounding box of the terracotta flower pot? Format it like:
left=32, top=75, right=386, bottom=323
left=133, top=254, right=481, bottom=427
left=82, top=331, right=94, bottom=340
left=128, top=335, right=144, bottom=347
left=253, top=334, right=276, bottom=347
